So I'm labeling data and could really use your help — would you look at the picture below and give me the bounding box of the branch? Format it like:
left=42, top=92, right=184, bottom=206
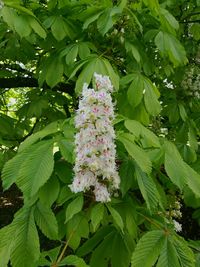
left=0, top=77, right=74, bottom=96
left=182, top=11, right=200, bottom=20
left=180, top=19, right=200, bottom=24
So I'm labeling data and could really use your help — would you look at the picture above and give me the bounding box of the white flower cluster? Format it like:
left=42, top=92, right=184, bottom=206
left=182, top=65, right=200, bottom=99
left=69, top=73, right=120, bottom=202
left=166, top=199, right=182, bottom=233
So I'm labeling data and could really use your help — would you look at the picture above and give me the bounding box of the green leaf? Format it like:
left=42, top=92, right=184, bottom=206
left=111, top=232, right=134, bottom=267
left=131, top=230, right=165, bottom=267
left=28, top=17, right=47, bottom=38
left=55, top=161, right=73, bottom=184
left=125, top=119, right=160, bottom=147
left=184, top=164, right=200, bottom=198
left=10, top=206, right=40, bottom=267
left=82, top=7, right=104, bottom=29
left=155, top=31, right=187, bottom=66
left=34, top=201, right=58, bottom=240
left=91, top=203, right=105, bottom=231
left=127, top=75, right=144, bottom=108
left=39, top=176, right=60, bottom=207
left=5, top=2, right=35, bottom=16
left=37, top=246, right=61, bottom=266
left=14, top=15, right=32, bottom=37
left=0, top=224, right=16, bottom=267
left=164, top=141, right=187, bottom=189
left=119, top=159, right=136, bottom=196
left=157, top=238, right=181, bottom=267
left=2, top=6, right=16, bottom=30
left=103, top=58, right=119, bottom=90
left=75, top=57, right=97, bottom=94
left=66, top=213, right=89, bottom=250
left=17, top=140, right=54, bottom=198
left=160, top=8, right=179, bottom=33
left=2, top=149, right=28, bottom=190
left=190, top=24, right=200, bottom=41
left=77, top=226, right=113, bottom=257
left=59, top=255, right=88, bottom=267
left=143, top=78, right=161, bottom=116
left=78, top=42, right=91, bottom=59
left=51, top=16, right=75, bottom=40
left=97, top=7, right=121, bottom=35
left=173, top=236, right=195, bottom=267
left=119, top=133, right=152, bottom=174
left=65, top=195, right=84, bottom=223
left=51, top=16, right=66, bottom=41
left=19, top=120, right=60, bottom=152
left=106, top=204, right=124, bottom=232
left=75, top=56, right=119, bottom=94
left=90, top=231, right=115, bottom=267
left=125, top=42, right=140, bottom=62
left=65, top=45, right=79, bottom=64
left=46, top=58, right=64, bottom=87
left=135, top=167, right=161, bottom=212
left=58, top=139, right=74, bottom=164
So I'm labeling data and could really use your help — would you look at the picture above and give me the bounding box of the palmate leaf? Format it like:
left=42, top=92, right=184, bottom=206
left=17, top=140, right=54, bottom=199
left=131, top=230, right=165, bottom=267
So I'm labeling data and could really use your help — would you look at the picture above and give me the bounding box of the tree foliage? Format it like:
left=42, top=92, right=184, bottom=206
left=0, top=0, right=200, bottom=266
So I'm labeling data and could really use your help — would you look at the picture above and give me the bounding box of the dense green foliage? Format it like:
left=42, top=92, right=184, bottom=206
left=0, top=0, right=200, bottom=266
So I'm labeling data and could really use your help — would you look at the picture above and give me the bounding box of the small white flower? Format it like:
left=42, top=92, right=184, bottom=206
left=173, top=220, right=182, bottom=232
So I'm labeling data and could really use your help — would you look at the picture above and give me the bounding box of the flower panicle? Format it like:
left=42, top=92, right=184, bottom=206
left=69, top=73, right=119, bottom=202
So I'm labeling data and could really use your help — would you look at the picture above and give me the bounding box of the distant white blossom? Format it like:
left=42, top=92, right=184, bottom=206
left=173, top=220, right=182, bottom=232
left=182, top=65, right=200, bottom=99
left=69, top=73, right=120, bottom=202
